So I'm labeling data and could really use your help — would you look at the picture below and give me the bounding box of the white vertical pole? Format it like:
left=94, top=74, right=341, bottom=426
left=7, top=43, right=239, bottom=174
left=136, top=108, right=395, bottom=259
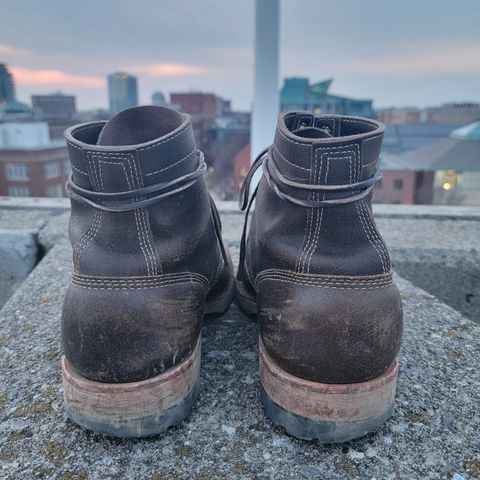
left=251, top=0, right=279, bottom=163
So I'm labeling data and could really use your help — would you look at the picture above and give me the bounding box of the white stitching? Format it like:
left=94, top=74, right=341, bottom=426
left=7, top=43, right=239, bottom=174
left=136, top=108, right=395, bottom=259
left=295, top=201, right=313, bottom=272
left=363, top=134, right=383, bottom=145
left=145, top=149, right=196, bottom=176
left=277, top=128, right=311, bottom=147
left=352, top=146, right=386, bottom=272
left=72, top=159, right=103, bottom=271
left=273, top=144, right=310, bottom=172
left=72, top=280, right=207, bottom=290
left=256, top=276, right=392, bottom=290
left=301, top=150, right=322, bottom=273
left=362, top=159, right=377, bottom=169
left=256, top=269, right=392, bottom=282
left=73, top=272, right=207, bottom=282
left=361, top=199, right=390, bottom=270
left=342, top=118, right=379, bottom=128
left=66, top=141, right=84, bottom=151
left=137, top=126, right=189, bottom=151
left=296, top=145, right=316, bottom=273
left=302, top=146, right=358, bottom=273
left=72, top=271, right=209, bottom=290
left=306, top=152, right=329, bottom=272
left=257, top=276, right=392, bottom=287
left=256, top=268, right=392, bottom=282
left=356, top=202, right=387, bottom=273
left=354, top=144, right=389, bottom=270
left=93, top=155, right=154, bottom=276
left=126, top=154, right=159, bottom=276
left=351, top=146, right=387, bottom=273
left=73, top=210, right=101, bottom=270
left=70, top=164, right=88, bottom=175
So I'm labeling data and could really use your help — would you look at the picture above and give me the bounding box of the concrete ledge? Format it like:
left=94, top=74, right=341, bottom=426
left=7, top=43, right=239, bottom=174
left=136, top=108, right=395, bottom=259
left=0, top=196, right=70, bottom=211
left=0, top=229, right=38, bottom=307
left=0, top=221, right=479, bottom=478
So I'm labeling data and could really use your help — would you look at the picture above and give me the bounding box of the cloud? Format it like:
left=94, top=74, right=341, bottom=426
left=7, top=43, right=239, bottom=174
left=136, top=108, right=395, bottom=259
left=130, top=63, right=211, bottom=77
left=351, top=41, right=480, bottom=76
left=0, top=44, right=30, bottom=59
left=10, top=67, right=105, bottom=88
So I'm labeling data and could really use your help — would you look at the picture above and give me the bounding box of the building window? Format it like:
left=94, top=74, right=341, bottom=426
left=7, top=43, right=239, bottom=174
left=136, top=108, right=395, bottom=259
left=8, top=186, right=30, bottom=197
left=394, top=179, right=403, bottom=190
left=6, top=163, right=29, bottom=180
left=45, top=161, right=60, bottom=179
left=47, top=183, right=63, bottom=197
left=64, top=159, right=71, bottom=175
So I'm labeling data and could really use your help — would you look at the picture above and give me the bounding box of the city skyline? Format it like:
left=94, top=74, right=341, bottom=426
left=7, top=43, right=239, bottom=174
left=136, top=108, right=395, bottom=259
left=0, top=0, right=479, bottom=111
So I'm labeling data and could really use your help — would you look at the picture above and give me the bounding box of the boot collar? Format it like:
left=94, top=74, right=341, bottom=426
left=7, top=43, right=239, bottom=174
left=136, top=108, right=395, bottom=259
left=64, top=112, right=197, bottom=192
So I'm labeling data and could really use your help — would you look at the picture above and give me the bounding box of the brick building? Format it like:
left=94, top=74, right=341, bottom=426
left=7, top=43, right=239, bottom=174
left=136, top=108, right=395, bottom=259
left=169, top=93, right=231, bottom=148
left=373, top=153, right=434, bottom=205
left=233, top=144, right=251, bottom=193
left=378, top=107, right=421, bottom=125
left=0, top=122, right=69, bottom=197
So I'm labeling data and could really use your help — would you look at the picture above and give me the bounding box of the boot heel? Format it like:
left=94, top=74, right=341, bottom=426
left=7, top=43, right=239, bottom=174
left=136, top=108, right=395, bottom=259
left=62, top=339, right=201, bottom=438
left=259, top=337, right=398, bottom=442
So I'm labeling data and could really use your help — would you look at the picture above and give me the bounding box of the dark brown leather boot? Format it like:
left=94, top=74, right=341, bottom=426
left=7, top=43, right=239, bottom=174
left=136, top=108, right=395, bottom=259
left=62, top=106, right=234, bottom=437
left=236, top=111, right=403, bottom=442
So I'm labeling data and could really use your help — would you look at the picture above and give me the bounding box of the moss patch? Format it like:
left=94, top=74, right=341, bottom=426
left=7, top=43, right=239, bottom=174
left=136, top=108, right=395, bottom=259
left=62, top=471, right=87, bottom=480
left=178, top=446, right=192, bottom=458
left=13, top=402, right=53, bottom=418
left=34, top=466, right=55, bottom=479
left=148, top=472, right=177, bottom=480
left=44, top=440, right=68, bottom=465
left=466, top=459, right=480, bottom=477
left=0, top=449, right=18, bottom=461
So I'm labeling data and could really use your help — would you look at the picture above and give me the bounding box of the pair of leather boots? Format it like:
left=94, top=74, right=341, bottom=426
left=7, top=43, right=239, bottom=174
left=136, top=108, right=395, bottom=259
left=62, top=106, right=403, bottom=442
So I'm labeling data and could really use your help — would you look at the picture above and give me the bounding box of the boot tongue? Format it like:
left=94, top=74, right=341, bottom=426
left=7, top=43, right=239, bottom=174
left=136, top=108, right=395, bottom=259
left=97, top=105, right=184, bottom=146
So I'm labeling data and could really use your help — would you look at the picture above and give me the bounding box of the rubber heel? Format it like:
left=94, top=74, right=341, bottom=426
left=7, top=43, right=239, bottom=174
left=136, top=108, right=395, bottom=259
left=259, top=337, right=398, bottom=442
left=62, top=339, right=201, bottom=438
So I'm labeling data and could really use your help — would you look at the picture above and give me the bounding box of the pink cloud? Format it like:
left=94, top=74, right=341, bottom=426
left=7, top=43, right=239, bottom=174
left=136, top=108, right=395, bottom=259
left=0, top=44, right=30, bottom=58
left=10, top=67, right=105, bottom=88
left=130, top=63, right=210, bottom=76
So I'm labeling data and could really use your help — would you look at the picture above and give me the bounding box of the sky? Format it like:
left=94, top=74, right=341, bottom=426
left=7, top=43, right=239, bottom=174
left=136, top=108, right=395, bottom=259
left=1, top=0, right=479, bottom=111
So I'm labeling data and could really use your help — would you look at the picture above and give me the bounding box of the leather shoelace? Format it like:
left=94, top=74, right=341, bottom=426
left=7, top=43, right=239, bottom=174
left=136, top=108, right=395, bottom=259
left=66, top=150, right=206, bottom=212
left=237, top=145, right=382, bottom=280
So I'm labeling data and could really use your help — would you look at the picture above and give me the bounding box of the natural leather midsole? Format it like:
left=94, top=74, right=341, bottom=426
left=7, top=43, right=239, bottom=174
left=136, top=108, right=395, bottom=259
left=259, top=337, right=398, bottom=422
left=63, top=339, right=201, bottom=422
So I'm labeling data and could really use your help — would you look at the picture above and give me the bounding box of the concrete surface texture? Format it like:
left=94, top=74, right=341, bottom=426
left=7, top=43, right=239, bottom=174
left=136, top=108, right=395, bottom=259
left=0, top=199, right=479, bottom=479
left=0, top=229, right=38, bottom=307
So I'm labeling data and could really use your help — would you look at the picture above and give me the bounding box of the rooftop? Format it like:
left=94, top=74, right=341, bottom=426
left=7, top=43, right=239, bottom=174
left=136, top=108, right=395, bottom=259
left=0, top=198, right=479, bottom=479
left=451, top=121, right=480, bottom=141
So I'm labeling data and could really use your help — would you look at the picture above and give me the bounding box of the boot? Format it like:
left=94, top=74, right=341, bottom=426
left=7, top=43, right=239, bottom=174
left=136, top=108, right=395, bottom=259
left=236, top=111, right=403, bottom=442
left=62, top=106, right=234, bottom=437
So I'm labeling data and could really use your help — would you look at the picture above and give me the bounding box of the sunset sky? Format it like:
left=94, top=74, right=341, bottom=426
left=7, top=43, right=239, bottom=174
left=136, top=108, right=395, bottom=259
left=1, top=0, right=479, bottom=111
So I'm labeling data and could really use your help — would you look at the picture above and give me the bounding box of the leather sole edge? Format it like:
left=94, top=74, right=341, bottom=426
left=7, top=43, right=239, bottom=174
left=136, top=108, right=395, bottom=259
left=259, top=337, right=398, bottom=442
left=62, top=339, right=201, bottom=438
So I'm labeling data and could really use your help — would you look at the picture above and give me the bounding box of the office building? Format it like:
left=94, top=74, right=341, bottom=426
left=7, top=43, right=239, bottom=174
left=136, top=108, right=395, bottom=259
left=32, top=92, right=76, bottom=119
left=280, top=77, right=374, bottom=117
left=108, top=72, right=138, bottom=114
left=151, top=91, right=167, bottom=106
left=423, top=103, right=480, bottom=125
left=0, top=64, right=15, bottom=104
